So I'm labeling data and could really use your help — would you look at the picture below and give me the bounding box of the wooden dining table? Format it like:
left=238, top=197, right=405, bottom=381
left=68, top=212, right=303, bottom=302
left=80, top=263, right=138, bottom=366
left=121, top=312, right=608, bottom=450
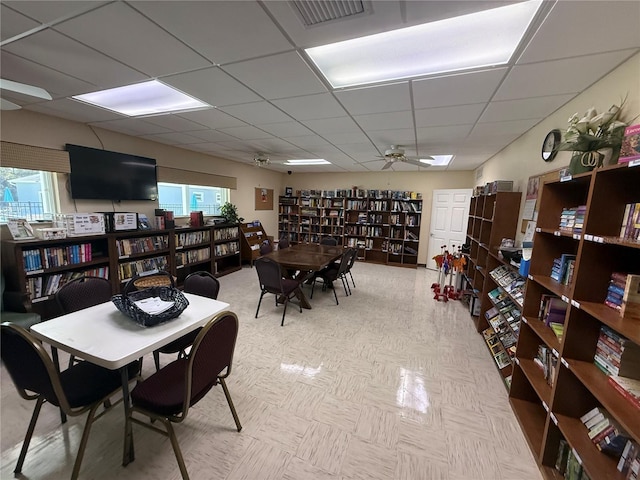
left=265, top=243, right=344, bottom=309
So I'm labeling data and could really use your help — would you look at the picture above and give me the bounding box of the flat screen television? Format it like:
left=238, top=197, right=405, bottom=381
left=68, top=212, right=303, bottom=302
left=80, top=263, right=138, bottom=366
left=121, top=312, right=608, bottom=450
left=66, top=144, right=158, bottom=201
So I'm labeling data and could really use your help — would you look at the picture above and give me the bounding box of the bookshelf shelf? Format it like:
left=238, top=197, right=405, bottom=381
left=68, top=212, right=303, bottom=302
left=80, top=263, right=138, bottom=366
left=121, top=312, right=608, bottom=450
left=509, top=163, right=640, bottom=480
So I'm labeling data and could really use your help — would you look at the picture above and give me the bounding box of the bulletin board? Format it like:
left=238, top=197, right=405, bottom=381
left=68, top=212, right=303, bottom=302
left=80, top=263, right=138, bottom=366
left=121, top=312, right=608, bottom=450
left=521, top=167, right=566, bottom=233
left=255, top=187, right=274, bottom=210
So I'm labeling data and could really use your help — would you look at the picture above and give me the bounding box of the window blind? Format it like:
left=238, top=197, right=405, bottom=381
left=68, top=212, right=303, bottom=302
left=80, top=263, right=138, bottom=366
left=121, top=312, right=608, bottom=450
left=0, top=141, right=70, bottom=173
left=156, top=166, right=236, bottom=189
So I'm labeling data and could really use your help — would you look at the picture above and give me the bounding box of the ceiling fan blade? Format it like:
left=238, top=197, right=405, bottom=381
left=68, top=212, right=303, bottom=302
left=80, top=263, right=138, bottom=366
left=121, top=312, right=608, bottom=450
left=382, top=161, right=393, bottom=170
left=1, top=98, right=22, bottom=110
left=404, top=158, right=430, bottom=168
left=0, top=79, right=52, bottom=100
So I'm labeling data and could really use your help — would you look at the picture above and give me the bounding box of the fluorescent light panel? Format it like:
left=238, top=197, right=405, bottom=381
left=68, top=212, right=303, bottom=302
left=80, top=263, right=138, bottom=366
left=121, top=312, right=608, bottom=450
left=305, top=1, right=541, bottom=88
left=72, top=80, right=209, bottom=116
left=421, top=155, right=453, bottom=166
left=285, top=159, right=331, bottom=165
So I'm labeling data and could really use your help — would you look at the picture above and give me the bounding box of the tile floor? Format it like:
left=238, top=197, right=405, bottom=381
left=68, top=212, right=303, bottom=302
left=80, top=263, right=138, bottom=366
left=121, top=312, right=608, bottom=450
left=1, top=262, right=543, bottom=479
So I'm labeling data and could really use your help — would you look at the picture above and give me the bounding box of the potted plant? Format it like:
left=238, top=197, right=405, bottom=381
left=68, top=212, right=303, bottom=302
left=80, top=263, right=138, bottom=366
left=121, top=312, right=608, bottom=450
left=220, top=202, right=244, bottom=224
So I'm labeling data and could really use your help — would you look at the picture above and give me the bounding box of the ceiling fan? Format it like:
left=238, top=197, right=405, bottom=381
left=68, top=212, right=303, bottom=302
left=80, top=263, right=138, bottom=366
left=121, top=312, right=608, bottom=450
left=254, top=152, right=271, bottom=167
left=0, top=79, right=52, bottom=110
left=378, top=145, right=433, bottom=170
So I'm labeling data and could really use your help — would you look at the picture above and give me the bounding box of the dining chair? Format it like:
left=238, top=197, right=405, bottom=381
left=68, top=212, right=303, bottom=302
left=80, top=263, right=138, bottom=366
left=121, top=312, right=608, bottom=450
left=259, top=240, right=273, bottom=255
left=344, top=246, right=358, bottom=289
left=0, top=323, right=140, bottom=480
left=310, top=249, right=355, bottom=305
left=254, top=257, right=302, bottom=326
left=55, top=276, right=113, bottom=367
left=320, top=236, right=338, bottom=246
left=152, top=271, right=220, bottom=371
left=278, top=237, right=290, bottom=249
left=124, top=311, right=242, bottom=480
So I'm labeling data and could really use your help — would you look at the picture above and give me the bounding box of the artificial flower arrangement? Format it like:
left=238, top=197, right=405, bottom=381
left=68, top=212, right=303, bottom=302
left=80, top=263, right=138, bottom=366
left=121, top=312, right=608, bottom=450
left=557, top=97, right=632, bottom=174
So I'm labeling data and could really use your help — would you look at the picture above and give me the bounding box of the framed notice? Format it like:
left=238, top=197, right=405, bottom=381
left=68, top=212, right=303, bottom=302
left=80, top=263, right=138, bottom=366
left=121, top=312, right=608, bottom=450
left=255, top=188, right=274, bottom=210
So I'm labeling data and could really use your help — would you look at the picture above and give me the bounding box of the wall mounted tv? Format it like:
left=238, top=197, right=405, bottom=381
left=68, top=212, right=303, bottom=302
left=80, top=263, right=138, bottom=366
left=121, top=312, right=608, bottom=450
left=66, top=144, right=158, bottom=201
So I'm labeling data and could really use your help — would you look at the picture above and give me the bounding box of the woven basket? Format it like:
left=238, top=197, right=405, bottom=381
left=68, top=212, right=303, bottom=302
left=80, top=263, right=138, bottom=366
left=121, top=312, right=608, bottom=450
left=112, top=271, right=188, bottom=327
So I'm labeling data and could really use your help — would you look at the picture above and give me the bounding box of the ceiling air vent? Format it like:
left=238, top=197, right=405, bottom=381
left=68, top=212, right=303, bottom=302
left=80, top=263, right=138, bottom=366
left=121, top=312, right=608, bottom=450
left=291, top=0, right=366, bottom=26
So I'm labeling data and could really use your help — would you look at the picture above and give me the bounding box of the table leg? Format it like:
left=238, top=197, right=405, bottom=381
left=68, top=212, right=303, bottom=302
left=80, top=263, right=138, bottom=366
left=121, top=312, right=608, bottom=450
left=121, top=367, right=135, bottom=465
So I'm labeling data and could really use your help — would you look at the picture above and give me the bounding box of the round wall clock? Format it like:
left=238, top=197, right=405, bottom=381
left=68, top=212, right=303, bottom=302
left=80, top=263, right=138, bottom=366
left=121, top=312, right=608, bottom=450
left=542, top=129, right=561, bottom=162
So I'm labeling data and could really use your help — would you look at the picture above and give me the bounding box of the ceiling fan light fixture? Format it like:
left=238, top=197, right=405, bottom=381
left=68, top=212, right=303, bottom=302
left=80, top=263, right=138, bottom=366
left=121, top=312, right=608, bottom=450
left=254, top=153, right=270, bottom=167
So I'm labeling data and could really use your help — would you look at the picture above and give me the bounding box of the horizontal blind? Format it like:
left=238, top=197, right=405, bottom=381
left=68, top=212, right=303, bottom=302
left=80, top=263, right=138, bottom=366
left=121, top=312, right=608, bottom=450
left=157, top=166, right=236, bottom=189
left=1, top=141, right=70, bottom=173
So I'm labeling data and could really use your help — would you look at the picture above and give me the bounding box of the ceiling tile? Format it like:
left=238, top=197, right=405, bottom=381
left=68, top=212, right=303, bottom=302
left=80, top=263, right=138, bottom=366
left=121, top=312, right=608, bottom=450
left=223, top=51, right=327, bottom=100
left=1, top=5, right=40, bottom=41
left=494, top=50, right=637, bottom=101
left=272, top=93, right=346, bottom=120
left=219, top=101, right=292, bottom=125
left=218, top=125, right=275, bottom=140
left=140, top=131, right=206, bottom=145
left=176, top=108, right=247, bottom=129
left=90, top=118, right=172, bottom=136
left=54, top=2, right=210, bottom=77
left=183, top=129, right=238, bottom=143
left=255, top=121, right=313, bottom=138
left=162, top=67, right=261, bottom=107
left=354, top=111, right=414, bottom=131
left=321, top=130, right=371, bottom=145
left=412, top=68, right=508, bottom=108
left=415, top=104, right=485, bottom=128
left=283, top=135, right=332, bottom=149
left=368, top=129, right=416, bottom=148
left=470, top=118, right=539, bottom=138
left=335, top=82, right=411, bottom=115
left=130, top=1, right=292, bottom=65
left=416, top=125, right=473, bottom=143
left=4, top=1, right=106, bottom=24
left=4, top=29, right=147, bottom=89
left=479, top=94, right=575, bottom=123
left=141, top=113, right=212, bottom=132
left=301, top=116, right=361, bottom=134
left=518, top=1, right=640, bottom=64
left=25, top=98, right=123, bottom=123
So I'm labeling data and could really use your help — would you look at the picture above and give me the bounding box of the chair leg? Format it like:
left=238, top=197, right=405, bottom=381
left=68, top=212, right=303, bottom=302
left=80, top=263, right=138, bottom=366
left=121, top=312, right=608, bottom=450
left=340, top=276, right=349, bottom=296
left=71, top=403, right=102, bottom=480
left=219, top=378, right=242, bottom=432
left=349, top=271, right=356, bottom=288
left=153, top=350, right=161, bottom=372
left=310, top=278, right=316, bottom=299
left=341, top=275, right=351, bottom=296
left=332, top=283, right=339, bottom=305
left=281, top=299, right=288, bottom=326
left=255, top=291, right=265, bottom=318
left=14, top=397, right=44, bottom=474
left=164, top=419, right=190, bottom=480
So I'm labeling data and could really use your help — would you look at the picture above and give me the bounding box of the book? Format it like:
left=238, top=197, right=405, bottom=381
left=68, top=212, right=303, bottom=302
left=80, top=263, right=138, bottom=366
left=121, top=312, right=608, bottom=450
left=608, top=375, right=640, bottom=410
left=618, top=124, right=640, bottom=164
left=621, top=274, right=640, bottom=320
left=555, top=439, right=570, bottom=475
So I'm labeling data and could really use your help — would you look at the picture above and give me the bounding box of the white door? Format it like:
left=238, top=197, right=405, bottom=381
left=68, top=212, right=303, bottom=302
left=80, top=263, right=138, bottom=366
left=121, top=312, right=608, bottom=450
left=426, top=189, right=473, bottom=270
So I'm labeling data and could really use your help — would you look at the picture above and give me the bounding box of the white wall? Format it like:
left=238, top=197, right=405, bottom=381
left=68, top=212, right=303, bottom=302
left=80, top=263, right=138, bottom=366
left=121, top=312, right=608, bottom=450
left=476, top=53, right=640, bottom=242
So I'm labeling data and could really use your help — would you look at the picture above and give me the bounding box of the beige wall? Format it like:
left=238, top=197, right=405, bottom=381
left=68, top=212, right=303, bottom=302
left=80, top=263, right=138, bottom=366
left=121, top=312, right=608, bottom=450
left=0, top=110, right=285, bottom=237
left=287, top=170, right=474, bottom=264
left=476, top=52, right=640, bottom=242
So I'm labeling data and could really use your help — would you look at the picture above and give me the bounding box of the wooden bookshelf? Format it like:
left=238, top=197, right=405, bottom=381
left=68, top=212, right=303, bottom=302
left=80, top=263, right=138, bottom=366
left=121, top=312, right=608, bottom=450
left=1, top=223, right=240, bottom=320
left=239, top=221, right=269, bottom=266
left=509, top=163, right=640, bottom=480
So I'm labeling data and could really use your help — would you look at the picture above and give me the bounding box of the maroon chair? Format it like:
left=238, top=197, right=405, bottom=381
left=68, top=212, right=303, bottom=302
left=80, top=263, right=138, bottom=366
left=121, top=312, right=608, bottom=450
left=259, top=240, right=273, bottom=255
left=278, top=237, right=290, bottom=249
left=1, top=323, right=140, bottom=480
left=152, top=271, right=220, bottom=371
left=254, top=257, right=302, bottom=326
left=125, top=311, right=241, bottom=480
left=310, top=248, right=356, bottom=305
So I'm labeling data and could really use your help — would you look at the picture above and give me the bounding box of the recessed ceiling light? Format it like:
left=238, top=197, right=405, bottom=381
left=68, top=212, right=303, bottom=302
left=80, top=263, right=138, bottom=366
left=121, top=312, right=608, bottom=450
left=284, top=159, right=331, bottom=165
left=305, top=1, right=542, bottom=88
left=421, top=155, right=453, bottom=166
left=72, top=80, right=209, bottom=116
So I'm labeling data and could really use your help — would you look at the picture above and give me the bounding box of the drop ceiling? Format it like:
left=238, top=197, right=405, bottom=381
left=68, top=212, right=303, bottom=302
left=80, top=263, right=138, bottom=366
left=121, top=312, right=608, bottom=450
left=1, top=1, right=639, bottom=174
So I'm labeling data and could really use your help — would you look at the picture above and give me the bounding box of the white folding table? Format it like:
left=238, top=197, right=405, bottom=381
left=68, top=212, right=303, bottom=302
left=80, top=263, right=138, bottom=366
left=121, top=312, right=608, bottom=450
left=30, top=293, right=230, bottom=465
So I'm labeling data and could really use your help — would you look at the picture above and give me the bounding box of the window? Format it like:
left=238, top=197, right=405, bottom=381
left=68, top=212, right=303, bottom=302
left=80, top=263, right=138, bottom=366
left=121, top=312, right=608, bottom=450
left=0, top=167, right=59, bottom=222
left=158, top=183, right=229, bottom=216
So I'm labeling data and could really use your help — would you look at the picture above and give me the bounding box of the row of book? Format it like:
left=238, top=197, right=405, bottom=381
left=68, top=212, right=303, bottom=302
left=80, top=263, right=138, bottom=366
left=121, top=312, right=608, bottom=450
left=482, top=327, right=511, bottom=369
left=116, top=235, right=169, bottom=257
left=559, top=205, right=586, bottom=234
left=213, top=226, right=239, bottom=241
left=594, top=324, right=640, bottom=380
left=555, top=439, right=590, bottom=479
left=297, top=189, right=422, bottom=200
left=214, top=242, right=239, bottom=257
left=490, top=265, right=525, bottom=307
left=22, top=249, right=43, bottom=272
left=487, top=289, right=521, bottom=334
left=27, top=267, right=109, bottom=300
left=551, top=253, right=576, bottom=285
left=580, top=406, right=633, bottom=463
left=485, top=303, right=518, bottom=357
left=605, top=272, right=640, bottom=319
left=175, top=247, right=210, bottom=267
left=175, top=230, right=210, bottom=247
left=534, top=344, right=558, bottom=386
left=539, top=294, right=567, bottom=341
left=620, top=202, right=640, bottom=241
left=118, top=256, right=169, bottom=281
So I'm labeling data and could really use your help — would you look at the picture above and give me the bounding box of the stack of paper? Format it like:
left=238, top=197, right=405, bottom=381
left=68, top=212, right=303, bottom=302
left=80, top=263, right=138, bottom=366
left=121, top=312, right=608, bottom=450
left=134, top=297, right=175, bottom=315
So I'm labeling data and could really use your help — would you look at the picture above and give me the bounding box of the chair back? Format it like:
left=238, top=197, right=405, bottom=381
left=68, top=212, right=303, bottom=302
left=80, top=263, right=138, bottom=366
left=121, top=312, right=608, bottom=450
left=346, top=247, right=358, bottom=270
left=320, top=237, right=338, bottom=246
left=259, top=241, right=273, bottom=255
left=183, top=271, right=220, bottom=300
left=55, top=276, right=112, bottom=314
left=185, top=311, right=239, bottom=409
left=278, top=237, right=290, bottom=249
left=255, top=257, right=284, bottom=294
left=1, top=324, right=65, bottom=408
left=337, top=249, right=355, bottom=275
